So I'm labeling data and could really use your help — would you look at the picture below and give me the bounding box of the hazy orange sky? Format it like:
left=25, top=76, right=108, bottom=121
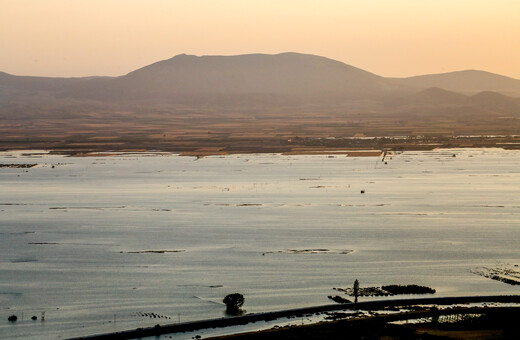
left=2, top=0, right=520, bottom=78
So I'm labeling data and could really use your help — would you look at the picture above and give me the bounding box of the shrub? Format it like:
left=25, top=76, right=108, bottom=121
left=223, top=293, right=245, bottom=315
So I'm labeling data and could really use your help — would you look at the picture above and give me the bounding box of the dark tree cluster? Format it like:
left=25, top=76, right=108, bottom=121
left=223, top=293, right=245, bottom=315
left=382, top=284, right=436, bottom=295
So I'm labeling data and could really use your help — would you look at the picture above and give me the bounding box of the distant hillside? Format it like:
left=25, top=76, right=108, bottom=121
left=469, top=91, right=520, bottom=115
left=387, top=87, right=468, bottom=106
left=0, top=71, right=105, bottom=92
left=61, top=53, right=404, bottom=103
left=390, top=70, right=520, bottom=96
left=385, top=86, right=520, bottom=120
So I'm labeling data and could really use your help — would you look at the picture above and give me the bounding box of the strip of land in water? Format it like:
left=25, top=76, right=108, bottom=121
left=2, top=135, right=520, bottom=157
left=68, top=295, right=520, bottom=340
left=208, top=306, right=520, bottom=340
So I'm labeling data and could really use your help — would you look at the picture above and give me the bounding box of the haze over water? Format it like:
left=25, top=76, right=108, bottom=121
left=1, top=148, right=519, bottom=339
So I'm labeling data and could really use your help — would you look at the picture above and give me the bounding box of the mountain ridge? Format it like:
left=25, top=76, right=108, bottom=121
left=2, top=53, right=520, bottom=97
left=60, top=52, right=403, bottom=102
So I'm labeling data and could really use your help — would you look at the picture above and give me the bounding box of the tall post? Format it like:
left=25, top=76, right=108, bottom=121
left=353, top=279, right=359, bottom=304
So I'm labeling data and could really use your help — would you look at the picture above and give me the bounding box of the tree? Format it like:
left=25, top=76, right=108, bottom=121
left=353, top=279, right=359, bottom=303
left=223, top=293, right=245, bottom=315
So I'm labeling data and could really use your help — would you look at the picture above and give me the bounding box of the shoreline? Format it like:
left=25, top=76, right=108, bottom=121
left=207, top=306, right=520, bottom=340
left=68, top=295, right=520, bottom=340
left=1, top=135, right=520, bottom=158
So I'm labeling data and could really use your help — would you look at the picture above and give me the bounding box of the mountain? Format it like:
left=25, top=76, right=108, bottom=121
left=390, top=70, right=520, bottom=96
left=61, top=53, right=404, bottom=103
left=3, top=53, right=520, bottom=104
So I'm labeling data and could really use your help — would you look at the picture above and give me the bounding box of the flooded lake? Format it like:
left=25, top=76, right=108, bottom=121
left=1, top=148, right=519, bottom=339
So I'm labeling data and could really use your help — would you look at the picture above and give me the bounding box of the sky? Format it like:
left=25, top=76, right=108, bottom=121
left=1, top=0, right=520, bottom=78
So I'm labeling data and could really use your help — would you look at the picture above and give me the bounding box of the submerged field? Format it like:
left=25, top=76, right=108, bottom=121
left=1, top=148, right=519, bottom=339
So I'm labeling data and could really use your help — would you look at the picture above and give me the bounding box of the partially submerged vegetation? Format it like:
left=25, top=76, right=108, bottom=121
left=472, top=264, right=520, bottom=285
left=328, top=295, right=352, bottom=304
left=382, top=284, right=436, bottom=295
left=223, top=293, right=245, bottom=316
left=122, top=249, right=185, bottom=254
left=335, top=284, right=436, bottom=298
left=0, top=163, right=37, bottom=168
left=263, top=249, right=353, bottom=255
left=208, top=307, right=520, bottom=340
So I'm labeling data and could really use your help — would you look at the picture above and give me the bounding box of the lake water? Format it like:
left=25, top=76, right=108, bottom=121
left=1, top=148, right=519, bottom=339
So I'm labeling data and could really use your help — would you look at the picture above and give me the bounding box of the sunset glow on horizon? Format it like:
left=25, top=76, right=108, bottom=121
left=1, top=0, right=520, bottom=78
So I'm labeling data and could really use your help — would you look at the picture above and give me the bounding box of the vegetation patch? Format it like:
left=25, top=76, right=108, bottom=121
left=264, top=249, right=353, bottom=255
left=324, top=311, right=363, bottom=320
left=382, top=285, right=436, bottom=295
left=0, top=164, right=37, bottom=168
left=123, top=250, right=185, bottom=254
left=335, top=286, right=391, bottom=297
left=328, top=295, right=352, bottom=303
left=472, top=264, right=520, bottom=285
left=335, top=284, right=436, bottom=297
left=134, top=312, right=172, bottom=319
left=224, top=293, right=245, bottom=316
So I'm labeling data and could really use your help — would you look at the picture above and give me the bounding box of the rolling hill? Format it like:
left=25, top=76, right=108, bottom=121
left=390, top=70, right=520, bottom=96
left=58, top=52, right=405, bottom=103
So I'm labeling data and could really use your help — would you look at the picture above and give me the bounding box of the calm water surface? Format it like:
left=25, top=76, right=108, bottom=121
left=1, top=148, right=519, bottom=339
